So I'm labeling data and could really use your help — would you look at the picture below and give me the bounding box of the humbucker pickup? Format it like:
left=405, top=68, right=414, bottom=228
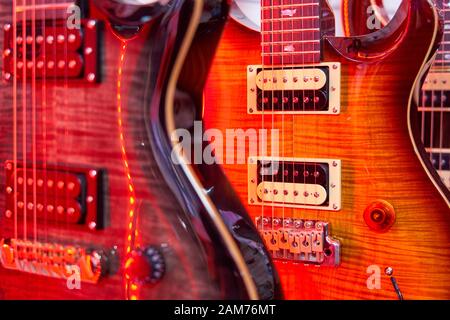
left=4, top=161, right=107, bottom=230
left=3, top=19, right=101, bottom=83
left=248, top=157, right=341, bottom=211
left=256, top=217, right=340, bottom=266
left=0, top=238, right=110, bottom=283
left=247, top=62, right=341, bottom=114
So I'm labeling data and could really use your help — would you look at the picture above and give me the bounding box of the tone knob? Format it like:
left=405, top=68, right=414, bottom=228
left=125, top=246, right=165, bottom=284
left=364, top=200, right=396, bottom=233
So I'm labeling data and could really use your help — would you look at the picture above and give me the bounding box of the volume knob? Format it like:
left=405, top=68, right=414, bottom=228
left=125, top=246, right=165, bottom=284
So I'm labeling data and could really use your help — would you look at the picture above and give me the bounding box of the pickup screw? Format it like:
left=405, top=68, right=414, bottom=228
left=249, top=108, right=254, bottom=113
left=283, top=77, right=288, bottom=83
left=249, top=67, right=254, bottom=72
left=26, top=36, right=33, bottom=44
left=4, top=48, right=11, bottom=57
left=68, top=34, right=76, bottom=43
left=250, top=198, right=255, bottom=204
left=250, top=88, right=255, bottom=92
left=250, top=179, right=255, bottom=183
left=316, top=223, right=323, bottom=230
left=46, top=35, right=54, bottom=44
left=305, top=221, right=313, bottom=228
left=273, top=218, right=280, bottom=226
left=273, top=77, right=277, bottom=83
left=293, top=191, right=299, bottom=196
left=5, top=210, right=12, bottom=218
left=87, top=196, right=94, bottom=203
left=294, top=220, right=302, bottom=228
left=333, top=204, right=338, bottom=210
left=6, top=163, right=13, bottom=170
left=85, top=47, right=93, bottom=55
left=37, top=61, right=44, bottom=69
left=331, top=87, right=336, bottom=92
left=314, top=76, right=319, bottom=82
left=333, top=64, right=338, bottom=69
left=284, top=190, right=289, bottom=195
left=333, top=107, right=338, bottom=113
left=303, top=76, right=309, bottom=82
left=87, top=20, right=97, bottom=29
left=385, top=267, right=394, bottom=276
left=3, top=24, right=11, bottom=31
left=273, top=189, right=278, bottom=195
left=332, top=161, right=338, bottom=167
left=6, top=187, right=12, bottom=194
left=88, top=221, right=97, bottom=230
left=293, top=77, right=298, bottom=82
left=314, top=192, right=320, bottom=198
left=303, top=191, right=309, bottom=197
left=331, top=183, right=336, bottom=188
left=3, top=72, right=11, bottom=81
left=36, top=35, right=44, bottom=44
left=87, top=73, right=96, bottom=82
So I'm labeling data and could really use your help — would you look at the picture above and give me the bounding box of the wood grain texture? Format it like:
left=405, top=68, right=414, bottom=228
left=0, top=0, right=226, bottom=299
left=203, top=0, right=450, bottom=300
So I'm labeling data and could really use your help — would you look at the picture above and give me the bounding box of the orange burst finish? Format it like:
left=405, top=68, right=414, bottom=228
left=203, top=1, right=450, bottom=299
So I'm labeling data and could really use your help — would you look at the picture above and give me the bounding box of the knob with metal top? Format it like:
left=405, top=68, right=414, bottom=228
left=125, top=246, right=165, bottom=284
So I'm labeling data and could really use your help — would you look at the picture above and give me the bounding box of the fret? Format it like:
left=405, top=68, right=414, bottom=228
left=262, top=28, right=319, bottom=34
left=263, top=16, right=320, bottom=22
left=263, top=30, right=320, bottom=42
left=263, top=52, right=320, bottom=65
left=261, top=0, right=321, bottom=65
left=262, top=42, right=320, bottom=55
left=262, top=19, right=320, bottom=31
left=263, top=40, right=320, bottom=45
left=418, top=107, right=450, bottom=112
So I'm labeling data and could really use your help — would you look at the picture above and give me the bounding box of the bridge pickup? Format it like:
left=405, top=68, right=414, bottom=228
left=255, top=218, right=340, bottom=266
left=0, top=238, right=109, bottom=283
left=247, top=62, right=341, bottom=114
left=4, top=161, right=107, bottom=230
left=248, top=157, right=341, bottom=211
left=3, top=19, right=101, bottom=83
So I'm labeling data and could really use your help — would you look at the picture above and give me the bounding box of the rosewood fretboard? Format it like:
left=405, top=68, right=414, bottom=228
left=261, top=0, right=321, bottom=65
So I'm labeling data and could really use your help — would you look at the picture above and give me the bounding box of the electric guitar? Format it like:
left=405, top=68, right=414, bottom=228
left=203, top=0, right=450, bottom=299
left=0, top=0, right=280, bottom=299
left=342, top=0, right=450, bottom=197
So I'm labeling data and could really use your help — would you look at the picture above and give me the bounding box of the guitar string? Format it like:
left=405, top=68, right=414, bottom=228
left=261, top=0, right=265, bottom=238
left=21, top=0, right=27, bottom=241
left=42, top=0, right=48, bottom=245
left=12, top=0, right=18, bottom=242
left=439, top=1, right=445, bottom=176
left=31, top=0, right=37, bottom=245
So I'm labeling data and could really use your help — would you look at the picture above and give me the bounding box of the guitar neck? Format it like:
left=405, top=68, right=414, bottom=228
left=261, top=0, right=321, bottom=65
left=431, top=0, right=450, bottom=70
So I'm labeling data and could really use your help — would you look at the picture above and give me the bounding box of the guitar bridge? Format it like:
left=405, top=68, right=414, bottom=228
left=256, top=217, right=340, bottom=266
left=0, top=238, right=111, bottom=283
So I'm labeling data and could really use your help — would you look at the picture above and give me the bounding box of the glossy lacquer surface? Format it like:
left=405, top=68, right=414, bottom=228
left=204, top=0, right=450, bottom=299
left=0, top=0, right=269, bottom=299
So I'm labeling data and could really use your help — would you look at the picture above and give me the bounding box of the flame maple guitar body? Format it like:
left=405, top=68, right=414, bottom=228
left=0, top=0, right=278, bottom=299
left=203, top=0, right=450, bottom=299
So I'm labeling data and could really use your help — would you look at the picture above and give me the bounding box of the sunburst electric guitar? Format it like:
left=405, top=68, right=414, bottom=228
left=203, top=0, right=450, bottom=299
left=0, top=0, right=280, bottom=299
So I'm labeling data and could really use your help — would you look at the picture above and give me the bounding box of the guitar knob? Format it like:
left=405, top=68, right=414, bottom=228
left=125, top=246, right=165, bottom=284
left=364, top=200, right=396, bottom=233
